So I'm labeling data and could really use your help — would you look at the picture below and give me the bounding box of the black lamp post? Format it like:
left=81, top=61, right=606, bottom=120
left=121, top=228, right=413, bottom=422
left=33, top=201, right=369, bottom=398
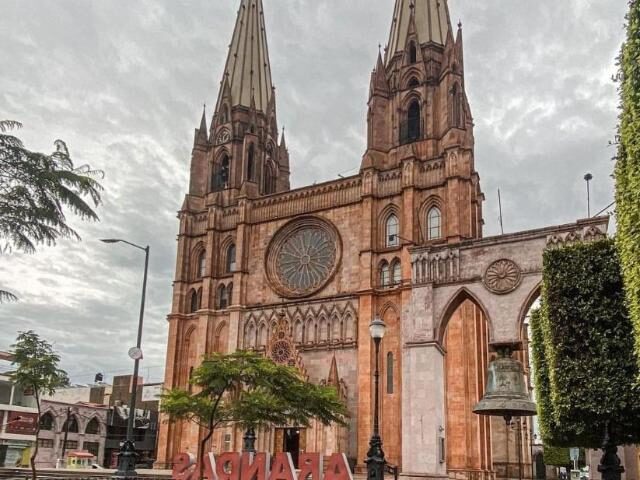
left=101, top=238, right=150, bottom=480
left=584, top=173, right=593, bottom=217
left=365, top=316, right=386, bottom=480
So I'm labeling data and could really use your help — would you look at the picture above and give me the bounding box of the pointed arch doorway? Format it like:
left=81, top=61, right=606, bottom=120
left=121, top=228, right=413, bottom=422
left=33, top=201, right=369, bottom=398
left=442, top=296, right=493, bottom=480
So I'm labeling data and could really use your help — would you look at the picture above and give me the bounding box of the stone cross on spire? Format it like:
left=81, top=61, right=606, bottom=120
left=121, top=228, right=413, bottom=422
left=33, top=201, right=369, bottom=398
left=215, top=0, right=274, bottom=114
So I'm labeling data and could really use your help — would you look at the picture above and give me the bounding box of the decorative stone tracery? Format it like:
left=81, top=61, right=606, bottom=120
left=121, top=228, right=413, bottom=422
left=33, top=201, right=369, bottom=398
left=483, top=259, right=522, bottom=295
left=266, top=217, right=342, bottom=298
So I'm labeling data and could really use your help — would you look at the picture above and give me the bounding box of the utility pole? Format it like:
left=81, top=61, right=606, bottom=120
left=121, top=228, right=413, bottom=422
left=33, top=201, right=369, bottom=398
left=60, top=406, right=71, bottom=459
left=498, top=189, right=505, bottom=235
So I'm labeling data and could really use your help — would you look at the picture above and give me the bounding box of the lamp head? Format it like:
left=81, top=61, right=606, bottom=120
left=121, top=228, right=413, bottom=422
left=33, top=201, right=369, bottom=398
left=369, top=317, right=386, bottom=340
left=100, top=239, right=121, bottom=244
left=584, top=173, right=593, bottom=182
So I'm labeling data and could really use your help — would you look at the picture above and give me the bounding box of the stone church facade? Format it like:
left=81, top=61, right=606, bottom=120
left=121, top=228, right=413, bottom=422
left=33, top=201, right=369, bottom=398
left=156, top=1, right=609, bottom=479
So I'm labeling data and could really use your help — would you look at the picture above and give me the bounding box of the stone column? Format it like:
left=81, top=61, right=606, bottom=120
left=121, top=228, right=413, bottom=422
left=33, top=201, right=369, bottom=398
left=401, top=342, right=447, bottom=480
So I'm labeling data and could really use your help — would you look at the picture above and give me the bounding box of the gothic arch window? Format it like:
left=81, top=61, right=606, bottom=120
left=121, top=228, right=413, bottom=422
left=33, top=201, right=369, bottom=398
left=319, top=317, right=327, bottom=342
left=226, top=244, right=236, bottom=273
left=294, top=319, right=303, bottom=343
left=64, top=416, right=79, bottom=433
left=391, top=258, right=401, bottom=285
left=227, top=283, right=233, bottom=307
left=245, top=322, right=256, bottom=349
left=197, top=250, right=206, bottom=278
left=85, top=418, right=100, bottom=435
left=408, top=77, right=420, bottom=88
left=264, top=162, right=276, bottom=194
left=220, top=155, right=230, bottom=187
left=247, top=144, right=255, bottom=181
left=408, top=42, right=417, bottom=64
left=407, top=100, right=421, bottom=142
left=189, top=288, right=201, bottom=313
left=212, top=154, right=230, bottom=192
left=428, top=207, right=442, bottom=240
left=387, top=352, right=394, bottom=394
left=40, top=412, right=54, bottom=431
left=344, top=313, right=355, bottom=340
left=215, top=322, right=229, bottom=353
left=258, top=322, right=268, bottom=346
left=380, top=260, right=391, bottom=287
left=386, top=214, right=400, bottom=247
left=217, top=284, right=228, bottom=310
left=305, top=318, right=315, bottom=344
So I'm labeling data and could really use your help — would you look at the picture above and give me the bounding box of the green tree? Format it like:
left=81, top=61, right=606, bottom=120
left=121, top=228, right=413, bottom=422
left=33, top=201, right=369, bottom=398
left=615, top=0, right=640, bottom=364
left=543, top=446, right=570, bottom=468
left=161, top=351, right=348, bottom=479
left=530, top=240, right=640, bottom=451
left=0, top=120, right=104, bottom=302
left=10, top=331, right=70, bottom=480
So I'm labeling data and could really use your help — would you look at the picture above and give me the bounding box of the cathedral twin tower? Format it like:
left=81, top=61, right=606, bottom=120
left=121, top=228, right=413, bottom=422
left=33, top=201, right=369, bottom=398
left=158, top=1, right=494, bottom=479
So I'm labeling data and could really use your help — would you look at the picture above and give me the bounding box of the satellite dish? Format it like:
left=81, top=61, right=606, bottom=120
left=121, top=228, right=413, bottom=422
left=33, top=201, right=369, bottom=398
left=128, top=347, right=143, bottom=360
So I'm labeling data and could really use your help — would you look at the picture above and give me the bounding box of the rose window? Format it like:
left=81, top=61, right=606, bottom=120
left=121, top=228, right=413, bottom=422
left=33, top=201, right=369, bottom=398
left=266, top=217, right=342, bottom=298
left=270, top=339, right=292, bottom=364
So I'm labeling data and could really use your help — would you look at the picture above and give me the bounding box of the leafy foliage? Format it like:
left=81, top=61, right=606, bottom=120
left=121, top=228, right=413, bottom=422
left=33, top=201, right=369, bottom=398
left=543, top=446, right=570, bottom=467
left=0, top=120, right=104, bottom=302
left=615, top=0, right=640, bottom=368
left=530, top=309, right=561, bottom=446
left=161, top=351, right=348, bottom=466
left=532, top=240, right=640, bottom=448
left=10, top=331, right=69, bottom=480
left=162, top=351, right=348, bottom=429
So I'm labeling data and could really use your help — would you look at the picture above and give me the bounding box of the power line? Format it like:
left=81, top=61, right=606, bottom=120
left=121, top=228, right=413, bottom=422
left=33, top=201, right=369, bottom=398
left=593, top=201, right=615, bottom=218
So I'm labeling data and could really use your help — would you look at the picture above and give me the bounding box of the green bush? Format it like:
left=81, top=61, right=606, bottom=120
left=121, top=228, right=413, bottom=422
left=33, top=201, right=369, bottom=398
left=615, top=0, right=640, bottom=366
left=532, top=240, right=640, bottom=448
left=543, top=446, right=570, bottom=467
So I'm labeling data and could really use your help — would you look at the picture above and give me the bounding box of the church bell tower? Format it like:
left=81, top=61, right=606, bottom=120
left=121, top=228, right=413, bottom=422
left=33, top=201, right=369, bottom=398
left=189, top=0, right=290, bottom=201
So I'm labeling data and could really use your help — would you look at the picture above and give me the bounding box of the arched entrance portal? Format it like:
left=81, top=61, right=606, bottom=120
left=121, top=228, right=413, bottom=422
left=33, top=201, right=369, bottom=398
left=443, top=297, right=493, bottom=480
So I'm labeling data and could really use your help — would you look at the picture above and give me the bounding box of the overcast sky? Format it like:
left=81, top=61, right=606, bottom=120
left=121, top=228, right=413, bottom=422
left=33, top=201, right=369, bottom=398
left=0, top=0, right=627, bottom=385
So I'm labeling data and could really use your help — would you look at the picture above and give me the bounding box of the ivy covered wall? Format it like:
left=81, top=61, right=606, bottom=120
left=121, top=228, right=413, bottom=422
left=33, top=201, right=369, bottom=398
left=530, top=240, right=640, bottom=448
left=615, top=0, right=640, bottom=365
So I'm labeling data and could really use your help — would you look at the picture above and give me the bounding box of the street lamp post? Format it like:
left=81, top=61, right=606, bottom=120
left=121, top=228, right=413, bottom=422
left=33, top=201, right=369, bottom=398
left=365, top=316, right=387, bottom=480
left=101, top=239, right=150, bottom=480
left=584, top=173, right=593, bottom=218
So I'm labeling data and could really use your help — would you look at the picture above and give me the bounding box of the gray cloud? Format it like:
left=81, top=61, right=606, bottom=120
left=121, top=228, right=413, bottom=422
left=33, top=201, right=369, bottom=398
left=0, top=0, right=627, bottom=382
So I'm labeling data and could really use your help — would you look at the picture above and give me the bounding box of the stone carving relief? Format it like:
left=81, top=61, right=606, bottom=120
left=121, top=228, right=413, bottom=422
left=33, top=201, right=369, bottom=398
left=242, top=301, right=358, bottom=351
left=546, top=224, right=606, bottom=248
left=266, top=217, right=342, bottom=298
left=483, top=259, right=522, bottom=294
left=215, top=128, right=231, bottom=145
left=412, top=248, right=460, bottom=284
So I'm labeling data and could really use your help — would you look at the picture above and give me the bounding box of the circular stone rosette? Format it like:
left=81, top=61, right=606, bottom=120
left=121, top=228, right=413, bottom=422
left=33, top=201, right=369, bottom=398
left=266, top=217, right=342, bottom=299
left=483, top=259, right=522, bottom=295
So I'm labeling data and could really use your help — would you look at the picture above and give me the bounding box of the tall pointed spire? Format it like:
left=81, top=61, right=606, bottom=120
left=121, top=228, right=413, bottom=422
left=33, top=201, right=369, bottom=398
left=194, top=105, right=208, bottom=146
left=216, top=0, right=274, bottom=113
left=386, top=0, right=453, bottom=65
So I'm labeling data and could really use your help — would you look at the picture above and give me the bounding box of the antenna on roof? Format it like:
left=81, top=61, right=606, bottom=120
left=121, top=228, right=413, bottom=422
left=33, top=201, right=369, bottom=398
left=498, top=189, right=504, bottom=235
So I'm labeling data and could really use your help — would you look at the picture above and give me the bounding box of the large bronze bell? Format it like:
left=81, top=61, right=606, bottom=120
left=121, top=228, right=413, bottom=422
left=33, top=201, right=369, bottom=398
left=473, top=346, right=537, bottom=423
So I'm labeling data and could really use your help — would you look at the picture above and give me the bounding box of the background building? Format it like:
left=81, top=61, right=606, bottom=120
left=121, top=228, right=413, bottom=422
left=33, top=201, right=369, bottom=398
left=0, top=351, right=37, bottom=468
left=39, top=374, right=161, bottom=469
left=103, top=375, right=160, bottom=468
left=37, top=400, right=108, bottom=468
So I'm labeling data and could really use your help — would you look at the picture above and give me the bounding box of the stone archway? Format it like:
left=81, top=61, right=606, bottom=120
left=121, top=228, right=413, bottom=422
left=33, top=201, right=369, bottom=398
left=442, top=297, right=493, bottom=480
left=401, top=217, right=609, bottom=480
